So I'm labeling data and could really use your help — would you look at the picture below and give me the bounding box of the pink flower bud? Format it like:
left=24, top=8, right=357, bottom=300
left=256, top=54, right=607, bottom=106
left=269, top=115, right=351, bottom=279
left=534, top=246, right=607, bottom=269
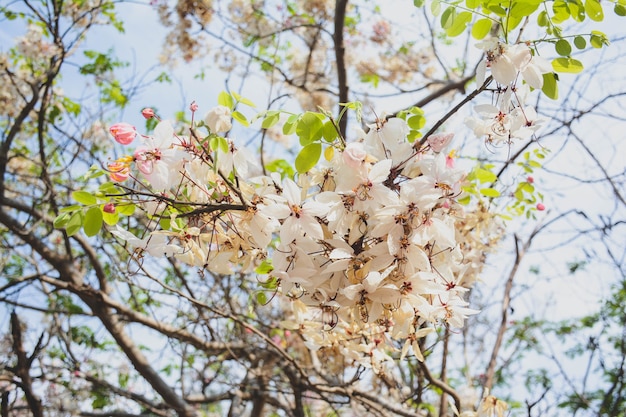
left=141, top=108, right=155, bottom=119
left=189, top=101, right=198, bottom=112
left=536, top=203, right=545, bottom=211
left=103, top=203, right=116, bottom=214
left=109, top=122, right=136, bottom=145
left=527, top=176, right=534, bottom=184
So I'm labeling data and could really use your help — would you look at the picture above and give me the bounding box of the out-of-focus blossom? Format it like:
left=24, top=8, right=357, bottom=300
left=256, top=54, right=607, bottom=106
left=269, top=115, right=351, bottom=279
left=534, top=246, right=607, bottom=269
left=204, top=105, right=232, bottom=133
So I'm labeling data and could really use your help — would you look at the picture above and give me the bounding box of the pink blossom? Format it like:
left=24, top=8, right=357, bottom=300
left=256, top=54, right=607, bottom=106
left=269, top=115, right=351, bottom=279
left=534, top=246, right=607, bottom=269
left=141, top=108, right=155, bottom=119
left=445, top=153, right=455, bottom=168
left=536, top=203, right=545, bottom=211
left=527, top=176, right=534, bottom=183
left=109, top=122, right=136, bottom=145
left=107, top=157, right=132, bottom=182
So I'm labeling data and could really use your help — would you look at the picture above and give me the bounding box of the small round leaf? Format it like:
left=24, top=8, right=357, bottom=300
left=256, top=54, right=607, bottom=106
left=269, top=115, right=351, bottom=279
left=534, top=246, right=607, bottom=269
left=555, top=39, right=572, bottom=56
left=573, top=35, right=587, bottom=49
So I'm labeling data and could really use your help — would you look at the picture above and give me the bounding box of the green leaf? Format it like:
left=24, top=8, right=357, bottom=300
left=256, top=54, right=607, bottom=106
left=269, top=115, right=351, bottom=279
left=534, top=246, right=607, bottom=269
left=360, top=73, right=380, bottom=88
left=480, top=188, right=501, bottom=197
left=102, top=211, right=120, bottom=226
left=60, top=205, right=82, bottom=213
left=296, top=112, right=324, bottom=145
left=615, top=4, right=626, bottom=16
left=441, top=6, right=455, bottom=29
left=66, top=211, right=83, bottom=237
left=431, top=0, right=441, bottom=16
left=322, top=120, right=338, bottom=142
left=232, top=91, right=256, bottom=107
left=116, top=203, right=136, bottom=216
left=568, top=0, right=586, bottom=22
left=590, top=31, right=609, bottom=48
left=256, top=292, right=268, bottom=305
left=266, top=159, right=295, bottom=179
left=255, top=260, right=274, bottom=274
left=521, top=182, right=535, bottom=193
left=282, top=114, right=299, bottom=135
left=83, top=207, right=103, bottom=237
left=54, top=212, right=70, bottom=229
left=541, top=73, right=559, bottom=100
left=407, top=114, right=426, bottom=130
left=555, top=39, right=572, bottom=56
left=232, top=111, right=249, bottom=127
left=585, top=0, right=604, bottom=21
left=72, top=191, right=97, bottom=205
left=537, top=10, right=549, bottom=26
left=487, top=4, right=507, bottom=16
left=295, top=143, right=322, bottom=173
left=552, top=0, right=570, bottom=23
left=413, top=0, right=425, bottom=6
left=552, top=57, right=584, bottom=73
left=261, top=111, right=280, bottom=129
left=217, top=91, right=234, bottom=110
left=210, top=136, right=229, bottom=153
left=475, top=168, right=498, bottom=183
left=573, top=35, right=587, bottom=49
left=457, top=194, right=471, bottom=205
left=510, top=1, right=541, bottom=19
left=446, top=11, right=472, bottom=37
left=472, top=18, right=493, bottom=40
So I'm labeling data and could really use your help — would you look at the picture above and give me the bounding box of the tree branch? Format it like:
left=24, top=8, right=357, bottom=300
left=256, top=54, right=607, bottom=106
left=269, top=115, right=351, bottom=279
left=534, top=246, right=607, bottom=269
left=334, top=0, right=349, bottom=138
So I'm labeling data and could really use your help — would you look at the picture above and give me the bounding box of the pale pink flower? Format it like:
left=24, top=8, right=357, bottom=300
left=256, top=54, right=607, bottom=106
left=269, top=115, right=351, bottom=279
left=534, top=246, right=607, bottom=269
left=204, top=105, right=232, bottom=133
left=342, top=142, right=367, bottom=168
left=133, top=121, right=185, bottom=191
left=259, top=179, right=328, bottom=244
left=427, top=132, right=454, bottom=153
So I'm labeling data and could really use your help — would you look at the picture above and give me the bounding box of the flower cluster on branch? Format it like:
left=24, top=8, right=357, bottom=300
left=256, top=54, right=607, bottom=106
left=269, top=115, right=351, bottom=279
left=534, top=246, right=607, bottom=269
left=105, top=100, right=502, bottom=375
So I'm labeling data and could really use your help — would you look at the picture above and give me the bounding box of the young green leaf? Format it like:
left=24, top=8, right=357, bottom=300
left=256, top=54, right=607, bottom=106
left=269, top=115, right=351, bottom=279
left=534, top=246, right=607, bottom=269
left=232, top=110, right=249, bottom=127
left=555, top=39, right=572, bottom=56
left=66, top=211, right=84, bottom=236
left=447, top=11, right=472, bottom=37
left=83, top=207, right=103, bottom=237
left=296, top=112, right=324, bottom=145
left=472, top=18, right=493, bottom=40
left=261, top=111, right=280, bottom=129
left=552, top=57, right=584, bottom=73
left=585, top=0, right=604, bottom=21
left=54, top=212, right=70, bottom=229
left=573, top=35, right=587, bottom=49
left=72, top=191, right=98, bottom=205
left=542, top=72, right=559, bottom=99
left=295, top=143, right=322, bottom=173
left=217, top=91, right=234, bottom=110
left=480, top=188, right=501, bottom=197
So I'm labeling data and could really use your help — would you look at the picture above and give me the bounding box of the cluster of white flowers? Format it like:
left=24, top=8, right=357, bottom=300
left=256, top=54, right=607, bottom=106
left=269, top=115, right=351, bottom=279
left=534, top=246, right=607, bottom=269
left=106, top=103, right=502, bottom=373
left=466, top=38, right=550, bottom=145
